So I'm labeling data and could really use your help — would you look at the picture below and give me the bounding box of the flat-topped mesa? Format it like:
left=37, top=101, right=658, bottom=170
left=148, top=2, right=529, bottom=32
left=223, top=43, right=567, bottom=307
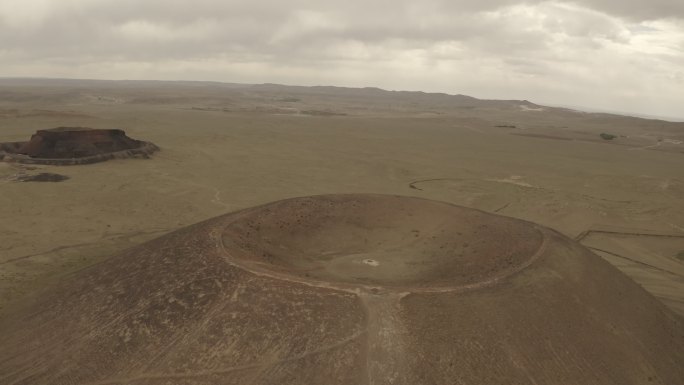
left=0, top=127, right=159, bottom=165
left=18, top=127, right=141, bottom=159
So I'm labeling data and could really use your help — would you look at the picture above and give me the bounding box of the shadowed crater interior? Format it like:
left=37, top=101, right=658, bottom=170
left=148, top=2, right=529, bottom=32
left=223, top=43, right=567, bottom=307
left=222, top=194, right=543, bottom=288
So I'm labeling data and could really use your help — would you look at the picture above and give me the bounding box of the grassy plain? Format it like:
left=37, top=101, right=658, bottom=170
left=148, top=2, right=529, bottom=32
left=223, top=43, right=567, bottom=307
left=1, top=78, right=682, bottom=316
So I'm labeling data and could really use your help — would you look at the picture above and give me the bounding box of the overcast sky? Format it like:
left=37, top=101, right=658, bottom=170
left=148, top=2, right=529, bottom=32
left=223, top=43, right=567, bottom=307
left=1, top=0, right=683, bottom=119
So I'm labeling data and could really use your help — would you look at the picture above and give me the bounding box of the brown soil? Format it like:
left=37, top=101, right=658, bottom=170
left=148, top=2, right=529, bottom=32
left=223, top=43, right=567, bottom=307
left=1, top=194, right=682, bottom=385
left=223, top=195, right=543, bottom=288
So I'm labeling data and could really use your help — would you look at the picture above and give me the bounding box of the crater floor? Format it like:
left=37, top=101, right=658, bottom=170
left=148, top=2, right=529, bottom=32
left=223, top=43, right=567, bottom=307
left=222, top=194, right=544, bottom=289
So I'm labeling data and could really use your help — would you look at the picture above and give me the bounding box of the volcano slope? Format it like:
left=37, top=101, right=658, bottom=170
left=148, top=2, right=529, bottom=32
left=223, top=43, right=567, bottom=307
left=1, top=194, right=682, bottom=385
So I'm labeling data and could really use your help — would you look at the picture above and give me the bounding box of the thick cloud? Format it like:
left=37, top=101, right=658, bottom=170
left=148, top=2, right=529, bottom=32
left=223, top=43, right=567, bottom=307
left=574, top=0, right=684, bottom=21
left=0, top=0, right=683, bottom=119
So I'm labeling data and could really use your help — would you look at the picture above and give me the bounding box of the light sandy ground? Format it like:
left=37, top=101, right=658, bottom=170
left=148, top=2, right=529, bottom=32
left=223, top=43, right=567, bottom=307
left=0, top=79, right=682, bottom=318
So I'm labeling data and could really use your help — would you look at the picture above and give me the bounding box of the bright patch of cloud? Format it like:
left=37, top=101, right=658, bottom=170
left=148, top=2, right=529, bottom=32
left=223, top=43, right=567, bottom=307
left=0, top=0, right=683, bottom=118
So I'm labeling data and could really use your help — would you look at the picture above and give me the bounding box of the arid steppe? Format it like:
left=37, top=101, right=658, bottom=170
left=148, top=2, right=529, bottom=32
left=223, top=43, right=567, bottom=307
left=1, top=78, right=683, bottom=318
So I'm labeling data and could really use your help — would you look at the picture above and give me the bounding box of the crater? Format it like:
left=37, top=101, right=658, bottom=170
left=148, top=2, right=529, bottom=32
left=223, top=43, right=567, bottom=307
left=221, top=194, right=544, bottom=289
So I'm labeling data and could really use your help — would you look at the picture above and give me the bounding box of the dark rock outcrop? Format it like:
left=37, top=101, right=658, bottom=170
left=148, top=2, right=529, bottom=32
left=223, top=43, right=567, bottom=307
left=18, top=127, right=141, bottom=158
left=0, top=127, right=158, bottom=165
left=16, top=173, right=70, bottom=182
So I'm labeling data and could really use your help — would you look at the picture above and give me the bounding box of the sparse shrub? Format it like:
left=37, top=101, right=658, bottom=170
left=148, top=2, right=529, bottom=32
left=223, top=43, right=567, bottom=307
left=600, top=133, right=617, bottom=140
left=677, top=251, right=684, bottom=261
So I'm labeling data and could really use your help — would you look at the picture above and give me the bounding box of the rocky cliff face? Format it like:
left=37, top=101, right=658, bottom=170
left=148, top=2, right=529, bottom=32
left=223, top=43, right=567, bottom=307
left=0, top=127, right=158, bottom=165
left=17, top=127, right=143, bottom=159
